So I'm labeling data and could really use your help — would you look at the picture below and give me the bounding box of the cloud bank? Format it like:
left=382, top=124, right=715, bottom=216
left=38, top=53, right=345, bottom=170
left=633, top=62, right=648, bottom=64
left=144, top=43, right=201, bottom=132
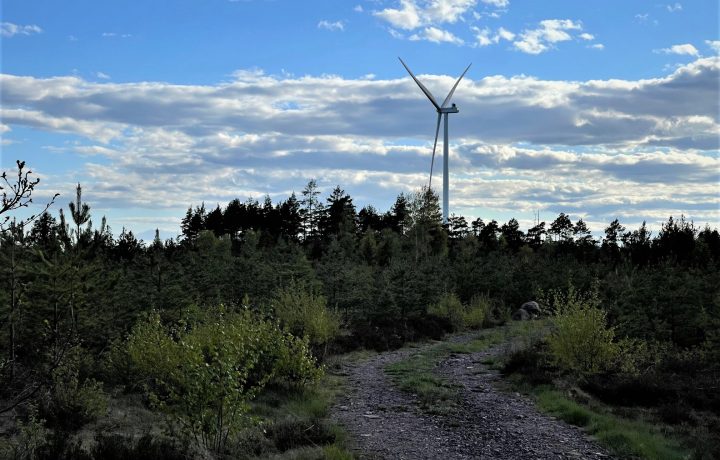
left=1, top=57, right=718, bottom=235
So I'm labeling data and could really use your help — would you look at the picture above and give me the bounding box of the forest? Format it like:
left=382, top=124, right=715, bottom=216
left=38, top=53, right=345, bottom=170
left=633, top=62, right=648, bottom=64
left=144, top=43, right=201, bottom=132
left=1, top=161, right=719, bottom=459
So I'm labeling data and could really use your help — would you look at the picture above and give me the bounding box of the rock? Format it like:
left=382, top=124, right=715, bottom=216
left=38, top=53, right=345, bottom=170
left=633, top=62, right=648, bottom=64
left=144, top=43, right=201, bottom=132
left=520, top=301, right=541, bottom=315
left=512, top=308, right=530, bottom=321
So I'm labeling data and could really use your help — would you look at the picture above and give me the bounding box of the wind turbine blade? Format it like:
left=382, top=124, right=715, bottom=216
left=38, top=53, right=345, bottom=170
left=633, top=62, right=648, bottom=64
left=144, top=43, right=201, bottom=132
left=399, top=57, right=440, bottom=110
left=429, top=113, right=441, bottom=189
left=441, top=63, right=472, bottom=108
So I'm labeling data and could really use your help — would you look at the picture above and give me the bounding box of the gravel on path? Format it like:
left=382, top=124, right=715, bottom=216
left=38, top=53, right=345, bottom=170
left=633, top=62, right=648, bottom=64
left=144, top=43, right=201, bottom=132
left=330, top=329, right=613, bottom=460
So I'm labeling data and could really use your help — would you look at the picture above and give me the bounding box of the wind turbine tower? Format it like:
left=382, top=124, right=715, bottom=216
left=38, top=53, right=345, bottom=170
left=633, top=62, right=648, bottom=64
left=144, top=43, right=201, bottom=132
left=399, top=58, right=471, bottom=224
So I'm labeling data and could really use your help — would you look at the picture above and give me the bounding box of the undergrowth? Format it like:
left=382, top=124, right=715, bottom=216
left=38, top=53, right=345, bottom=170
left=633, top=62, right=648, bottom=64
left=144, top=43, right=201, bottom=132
left=529, top=385, right=689, bottom=460
left=499, top=321, right=700, bottom=460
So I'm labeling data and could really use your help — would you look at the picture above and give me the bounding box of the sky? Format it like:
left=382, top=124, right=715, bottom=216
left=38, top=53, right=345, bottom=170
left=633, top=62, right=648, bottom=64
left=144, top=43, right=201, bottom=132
left=1, top=0, right=719, bottom=241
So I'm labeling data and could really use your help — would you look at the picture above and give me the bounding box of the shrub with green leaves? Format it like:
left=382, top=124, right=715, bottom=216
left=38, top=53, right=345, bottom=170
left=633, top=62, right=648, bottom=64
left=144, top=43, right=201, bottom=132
left=428, top=293, right=465, bottom=331
left=271, top=285, right=340, bottom=353
left=0, top=406, right=49, bottom=460
left=429, top=293, right=489, bottom=331
left=126, top=306, right=321, bottom=454
left=463, top=294, right=489, bottom=329
left=545, top=285, right=619, bottom=377
left=40, top=346, right=108, bottom=431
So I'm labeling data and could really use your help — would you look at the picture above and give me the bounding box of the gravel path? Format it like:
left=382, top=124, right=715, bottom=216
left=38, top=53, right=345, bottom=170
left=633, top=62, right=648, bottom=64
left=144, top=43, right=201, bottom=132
left=330, top=329, right=613, bottom=459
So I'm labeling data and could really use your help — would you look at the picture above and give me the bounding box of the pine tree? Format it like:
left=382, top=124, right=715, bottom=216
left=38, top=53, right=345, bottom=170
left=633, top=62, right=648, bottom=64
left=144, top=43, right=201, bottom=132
left=550, top=212, right=573, bottom=243
left=500, top=218, right=524, bottom=252
left=300, top=179, right=322, bottom=241
left=68, top=183, right=91, bottom=249
left=205, top=205, right=224, bottom=237
left=603, top=219, right=625, bottom=250
left=181, top=203, right=206, bottom=243
left=573, top=219, right=595, bottom=246
left=525, top=221, right=546, bottom=250
left=278, top=193, right=302, bottom=242
left=448, top=214, right=469, bottom=241
left=320, top=186, right=356, bottom=241
left=387, top=194, right=410, bottom=235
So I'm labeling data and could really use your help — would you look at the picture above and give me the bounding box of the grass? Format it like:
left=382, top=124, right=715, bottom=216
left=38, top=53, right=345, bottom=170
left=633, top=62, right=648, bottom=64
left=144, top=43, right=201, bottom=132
left=384, top=324, right=527, bottom=414
left=247, top=372, right=354, bottom=459
left=529, top=386, right=689, bottom=460
left=386, top=320, right=691, bottom=459
left=497, top=321, right=693, bottom=460
left=385, top=351, right=459, bottom=415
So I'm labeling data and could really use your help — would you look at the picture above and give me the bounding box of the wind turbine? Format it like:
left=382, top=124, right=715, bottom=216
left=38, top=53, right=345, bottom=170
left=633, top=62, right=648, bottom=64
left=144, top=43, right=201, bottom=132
left=399, top=57, right=471, bottom=224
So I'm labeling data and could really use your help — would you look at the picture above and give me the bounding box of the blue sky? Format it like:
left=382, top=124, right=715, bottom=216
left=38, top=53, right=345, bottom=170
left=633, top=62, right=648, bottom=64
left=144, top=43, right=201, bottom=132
left=1, top=0, right=719, bottom=240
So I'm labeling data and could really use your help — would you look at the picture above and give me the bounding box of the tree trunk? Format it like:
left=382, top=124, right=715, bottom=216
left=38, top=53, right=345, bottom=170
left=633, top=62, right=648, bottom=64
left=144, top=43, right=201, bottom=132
left=9, top=235, right=17, bottom=380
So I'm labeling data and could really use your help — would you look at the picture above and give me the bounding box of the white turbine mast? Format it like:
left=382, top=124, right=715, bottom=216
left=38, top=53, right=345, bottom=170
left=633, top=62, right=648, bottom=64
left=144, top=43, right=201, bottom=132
left=399, top=57, right=471, bottom=224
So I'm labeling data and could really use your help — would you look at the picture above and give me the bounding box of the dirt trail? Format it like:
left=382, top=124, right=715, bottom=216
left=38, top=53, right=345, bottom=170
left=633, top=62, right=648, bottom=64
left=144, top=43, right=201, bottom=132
left=330, top=329, right=612, bottom=460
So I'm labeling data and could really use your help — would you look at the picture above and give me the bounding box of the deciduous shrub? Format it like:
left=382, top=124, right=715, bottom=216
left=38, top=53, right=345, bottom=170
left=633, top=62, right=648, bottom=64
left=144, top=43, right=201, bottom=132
left=40, top=346, right=108, bottom=431
left=126, top=306, right=321, bottom=455
left=429, top=293, right=490, bottom=331
left=428, top=293, right=465, bottom=331
left=463, top=294, right=489, bottom=329
left=271, top=285, right=340, bottom=356
left=0, top=406, right=49, bottom=460
left=545, top=285, right=619, bottom=377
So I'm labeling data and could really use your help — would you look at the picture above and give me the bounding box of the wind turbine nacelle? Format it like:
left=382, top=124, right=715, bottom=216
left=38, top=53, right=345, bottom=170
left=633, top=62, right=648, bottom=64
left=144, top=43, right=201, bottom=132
left=439, top=104, right=459, bottom=114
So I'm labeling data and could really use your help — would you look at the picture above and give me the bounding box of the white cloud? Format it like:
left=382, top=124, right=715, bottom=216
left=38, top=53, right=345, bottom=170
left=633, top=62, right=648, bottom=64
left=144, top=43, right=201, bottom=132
left=422, top=0, right=476, bottom=24
left=589, top=43, right=604, bottom=50
left=318, top=20, right=345, bottom=31
left=655, top=43, right=699, bottom=56
left=473, top=27, right=494, bottom=46
left=374, top=0, right=476, bottom=31
left=513, top=19, right=582, bottom=54
left=1, top=22, right=42, bottom=37
left=96, top=72, right=111, bottom=80
left=101, top=32, right=132, bottom=38
left=374, top=0, right=421, bottom=30
left=74, top=145, right=120, bottom=157
left=410, top=26, right=464, bottom=45
left=666, top=3, right=682, bottom=12
left=473, top=26, right=514, bottom=46
left=388, top=28, right=405, bottom=39
left=480, top=0, right=509, bottom=7
left=497, top=27, right=514, bottom=41
left=706, top=40, right=720, bottom=53
left=579, top=33, right=594, bottom=41
left=2, top=57, right=718, bottom=232
left=354, top=5, right=363, bottom=12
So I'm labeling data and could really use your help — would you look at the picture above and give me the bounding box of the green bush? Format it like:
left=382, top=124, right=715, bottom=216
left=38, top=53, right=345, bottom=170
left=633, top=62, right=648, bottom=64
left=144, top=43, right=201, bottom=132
left=429, top=293, right=490, bottom=331
left=428, top=293, right=465, bottom=331
left=97, top=339, right=138, bottom=387
left=0, top=406, right=50, bottom=460
left=272, top=285, right=340, bottom=355
left=545, top=286, right=619, bottom=377
left=126, top=306, right=321, bottom=455
left=463, top=294, right=489, bottom=329
left=40, top=346, right=108, bottom=431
